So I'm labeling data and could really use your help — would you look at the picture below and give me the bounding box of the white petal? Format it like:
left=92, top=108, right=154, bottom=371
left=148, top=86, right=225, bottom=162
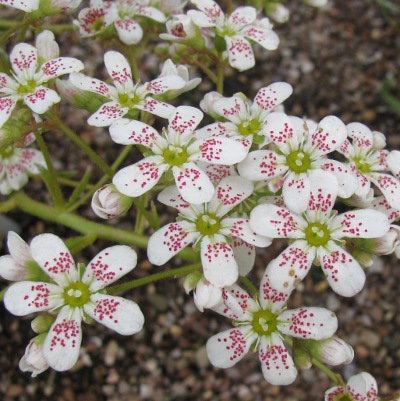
left=259, top=334, right=297, bottom=385
left=206, top=327, right=254, bottom=368
left=137, top=98, right=175, bottom=119
left=0, top=97, right=18, bottom=128
left=84, top=293, right=144, bottom=335
left=265, top=241, right=315, bottom=292
left=83, top=245, right=137, bottom=291
left=30, top=233, right=78, bottom=286
left=209, top=175, right=254, bottom=216
left=168, top=106, right=203, bottom=138
left=347, top=372, right=378, bottom=400
left=228, top=7, right=256, bottom=27
left=7, top=231, right=31, bottom=265
left=172, top=162, right=215, bottom=204
left=194, top=136, right=248, bottom=165
left=253, top=82, right=293, bottom=113
left=369, top=172, right=400, bottom=210
left=5, top=162, right=29, bottom=191
left=324, top=386, right=346, bottom=401
left=147, top=221, right=198, bottom=265
left=134, top=6, right=166, bottom=23
left=243, top=25, right=280, bottom=51
left=237, top=150, right=287, bottom=181
left=231, top=238, right=256, bottom=276
left=23, top=87, right=61, bottom=114
left=190, top=0, right=223, bottom=24
left=88, top=101, right=128, bottom=127
left=224, top=218, right=272, bottom=247
left=109, top=118, right=160, bottom=147
left=36, top=30, right=59, bottom=61
left=332, top=209, right=390, bottom=239
left=10, top=43, right=38, bottom=79
left=264, top=112, right=298, bottom=153
left=113, top=156, right=167, bottom=197
left=0, top=255, right=27, bottom=281
left=115, top=18, right=143, bottom=45
left=387, top=150, right=400, bottom=179
left=39, top=57, right=84, bottom=82
left=146, top=75, right=186, bottom=95
left=197, top=162, right=238, bottom=185
left=104, top=51, right=134, bottom=93
left=157, top=185, right=200, bottom=218
left=0, top=0, right=39, bottom=12
left=19, top=148, right=46, bottom=174
left=201, top=236, right=239, bottom=287
left=346, top=122, right=373, bottom=151
left=42, top=307, right=82, bottom=372
left=282, top=172, right=311, bottom=214
left=319, top=244, right=366, bottom=297
left=278, top=307, right=338, bottom=340
left=3, top=281, right=63, bottom=316
left=225, top=36, right=255, bottom=71
left=69, top=72, right=116, bottom=99
left=212, top=96, right=247, bottom=123
left=250, top=204, right=304, bottom=238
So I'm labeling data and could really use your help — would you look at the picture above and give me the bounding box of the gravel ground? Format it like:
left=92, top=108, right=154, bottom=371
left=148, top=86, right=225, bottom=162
left=0, top=1, right=400, bottom=400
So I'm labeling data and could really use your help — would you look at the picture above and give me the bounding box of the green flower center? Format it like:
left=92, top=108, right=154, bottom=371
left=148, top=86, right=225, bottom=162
left=286, top=150, right=311, bottom=173
left=18, top=79, right=37, bottom=94
left=91, top=17, right=105, bottom=32
left=195, top=213, right=221, bottom=235
left=251, top=309, right=278, bottom=336
left=118, top=93, right=141, bottom=108
left=238, top=119, right=262, bottom=137
left=305, top=222, right=330, bottom=246
left=64, top=282, right=91, bottom=307
left=353, top=156, right=371, bottom=174
left=0, top=145, right=14, bottom=158
left=163, top=145, right=188, bottom=166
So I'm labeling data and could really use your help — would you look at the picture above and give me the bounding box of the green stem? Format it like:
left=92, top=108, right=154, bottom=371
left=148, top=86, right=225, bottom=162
left=216, top=60, right=225, bottom=94
left=239, top=275, right=258, bottom=296
left=311, top=357, right=341, bottom=385
left=0, top=286, right=8, bottom=303
left=0, top=198, right=16, bottom=213
left=0, top=18, right=31, bottom=47
left=11, top=192, right=199, bottom=262
left=41, top=23, right=76, bottom=33
left=107, top=262, right=202, bottom=295
left=34, top=132, right=65, bottom=208
left=47, top=113, right=113, bottom=177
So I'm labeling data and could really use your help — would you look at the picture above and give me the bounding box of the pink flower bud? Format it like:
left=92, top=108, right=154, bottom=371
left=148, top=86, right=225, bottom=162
left=91, top=184, right=133, bottom=219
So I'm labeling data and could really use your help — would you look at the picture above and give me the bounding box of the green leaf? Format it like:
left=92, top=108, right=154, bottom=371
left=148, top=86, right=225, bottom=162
left=66, top=168, right=92, bottom=207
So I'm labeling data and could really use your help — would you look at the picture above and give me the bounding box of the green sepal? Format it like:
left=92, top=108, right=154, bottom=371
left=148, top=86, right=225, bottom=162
left=31, top=315, right=55, bottom=334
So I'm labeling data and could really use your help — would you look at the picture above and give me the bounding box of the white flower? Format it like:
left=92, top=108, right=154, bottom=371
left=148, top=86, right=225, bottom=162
left=3, top=233, right=144, bottom=372
left=312, top=336, right=354, bottom=365
left=91, top=184, right=133, bottom=219
left=75, top=0, right=166, bottom=44
left=0, top=134, right=46, bottom=195
left=338, top=122, right=400, bottom=210
left=206, top=271, right=338, bottom=385
left=19, top=337, right=49, bottom=377
left=238, top=112, right=358, bottom=213
left=188, top=0, right=279, bottom=71
left=325, top=372, right=378, bottom=401
left=0, top=30, right=84, bottom=128
left=197, top=82, right=293, bottom=151
left=266, top=4, right=290, bottom=24
left=147, top=176, right=271, bottom=287
left=70, top=51, right=185, bottom=127
left=159, top=14, right=198, bottom=42
left=250, top=170, right=390, bottom=297
left=110, top=106, right=248, bottom=204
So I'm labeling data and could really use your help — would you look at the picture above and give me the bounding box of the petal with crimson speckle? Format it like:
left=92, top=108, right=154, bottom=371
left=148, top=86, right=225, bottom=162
left=224, top=218, right=271, bottom=247
left=115, top=18, right=143, bottom=45
left=168, top=106, right=203, bottom=138
left=83, top=245, right=137, bottom=291
left=0, top=96, right=17, bottom=128
left=42, top=306, right=82, bottom=372
left=347, top=372, right=378, bottom=401
left=69, top=72, right=117, bottom=99
left=225, top=36, right=255, bottom=72
left=10, top=43, right=38, bottom=79
left=23, top=86, right=60, bottom=114
left=84, top=293, right=144, bottom=335
left=137, top=97, right=175, bottom=119
left=243, top=25, right=279, bottom=51
left=252, top=82, right=292, bottom=113
left=369, top=172, right=400, bottom=210
left=88, top=101, right=128, bottom=127
left=39, top=57, right=84, bottom=83
left=109, top=118, right=160, bottom=147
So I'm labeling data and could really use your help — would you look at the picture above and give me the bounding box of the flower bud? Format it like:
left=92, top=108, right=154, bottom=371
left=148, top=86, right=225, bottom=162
left=193, top=279, right=223, bottom=312
left=292, top=339, right=312, bottom=370
left=200, top=91, right=223, bottom=116
left=372, top=130, right=386, bottom=150
left=305, top=336, right=354, bottom=366
left=19, top=335, right=49, bottom=377
left=266, top=4, right=290, bottom=24
left=31, top=315, right=55, bottom=334
left=183, top=271, right=203, bottom=294
left=91, top=184, right=133, bottom=219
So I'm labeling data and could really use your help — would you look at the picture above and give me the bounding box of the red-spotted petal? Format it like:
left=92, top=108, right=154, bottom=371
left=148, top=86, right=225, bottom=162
left=83, top=246, right=137, bottom=291
left=198, top=162, right=237, bottom=185
left=115, top=18, right=143, bottom=45
left=0, top=0, right=39, bottom=12
left=3, top=281, right=63, bottom=316
left=69, top=72, right=117, bottom=99
left=104, top=51, right=134, bottom=93
left=23, top=87, right=61, bottom=114
left=39, top=57, right=84, bottom=83
left=224, top=218, right=272, bottom=247
left=231, top=238, right=256, bottom=276
left=225, top=36, right=255, bottom=71
left=88, top=101, right=128, bottom=126
left=209, top=175, right=253, bottom=216
left=146, top=75, right=186, bottom=95
left=0, top=97, right=17, bottom=127
left=157, top=185, right=201, bottom=218
left=172, top=162, right=214, bottom=204
left=319, top=244, right=366, bottom=297
left=331, top=209, right=390, bottom=239
left=387, top=150, right=400, bottom=180
left=137, top=98, right=175, bottom=119
left=253, top=82, right=293, bottom=113
left=243, top=25, right=279, bottom=51
left=19, top=148, right=45, bottom=174
left=113, top=155, right=167, bottom=197
left=306, top=116, right=347, bottom=156
left=195, top=122, right=231, bottom=140
left=347, top=372, right=378, bottom=401
left=206, top=327, right=254, bottom=368
left=324, top=386, right=346, bottom=401
left=250, top=204, right=305, bottom=238
left=109, top=118, right=160, bottom=147
left=201, top=236, right=239, bottom=287
left=190, top=0, right=223, bottom=25
left=168, top=106, right=203, bottom=138
left=30, top=233, right=78, bottom=286
left=10, top=43, right=38, bottom=79
left=135, top=5, right=166, bottom=23
left=212, top=95, right=247, bottom=124
left=259, top=334, right=297, bottom=385
left=278, top=307, right=338, bottom=340
left=84, top=293, right=144, bottom=335
left=228, top=6, right=256, bottom=27
left=371, top=196, right=400, bottom=223
left=265, top=241, right=315, bottom=292
left=147, top=221, right=198, bottom=266
left=264, top=112, right=298, bottom=153
left=0, top=73, right=18, bottom=92
left=369, top=172, right=400, bottom=210
left=238, top=150, right=286, bottom=181
left=346, top=122, right=373, bottom=151
left=282, top=172, right=311, bottom=214
left=42, top=306, right=82, bottom=372
left=338, top=138, right=355, bottom=159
